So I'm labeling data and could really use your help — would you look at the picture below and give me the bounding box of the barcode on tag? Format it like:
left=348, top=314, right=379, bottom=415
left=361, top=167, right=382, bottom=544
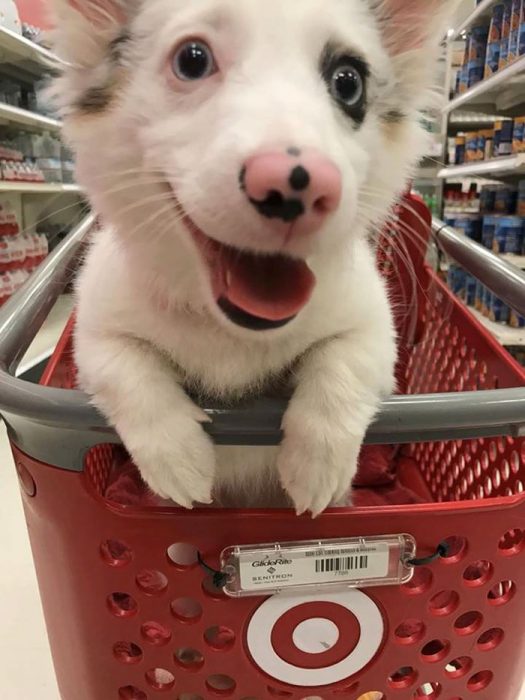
left=315, top=555, right=369, bottom=573
left=237, top=543, right=390, bottom=592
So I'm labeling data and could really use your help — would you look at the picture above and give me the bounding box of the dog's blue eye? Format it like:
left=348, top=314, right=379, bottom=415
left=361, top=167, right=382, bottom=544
left=320, top=48, right=368, bottom=124
left=330, top=65, right=364, bottom=107
left=172, top=40, right=216, bottom=81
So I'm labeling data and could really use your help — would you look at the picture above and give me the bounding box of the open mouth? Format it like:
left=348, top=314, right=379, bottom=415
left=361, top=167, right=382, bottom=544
left=181, top=212, right=316, bottom=331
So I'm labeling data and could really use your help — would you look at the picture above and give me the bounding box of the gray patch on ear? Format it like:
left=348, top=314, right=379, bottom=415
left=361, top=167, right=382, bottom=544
left=75, top=84, right=114, bottom=114
left=74, top=30, right=131, bottom=115
left=109, top=31, right=131, bottom=63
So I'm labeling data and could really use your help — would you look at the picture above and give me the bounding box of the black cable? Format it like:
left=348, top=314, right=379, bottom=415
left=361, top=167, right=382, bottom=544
left=407, top=541, right=450, bottom=567
left=197, top=551, right=229, bottom=589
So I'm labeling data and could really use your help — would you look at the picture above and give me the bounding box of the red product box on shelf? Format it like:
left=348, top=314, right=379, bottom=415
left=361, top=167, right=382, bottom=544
left=0, top=203, right=20, bottom=236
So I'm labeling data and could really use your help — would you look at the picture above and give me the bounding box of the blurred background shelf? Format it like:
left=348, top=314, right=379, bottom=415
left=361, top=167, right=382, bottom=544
left=0, top=181, right=80, bottom=194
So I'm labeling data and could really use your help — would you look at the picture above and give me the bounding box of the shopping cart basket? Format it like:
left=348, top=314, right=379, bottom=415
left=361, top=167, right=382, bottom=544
left=1, top=196, right=525, bottom=700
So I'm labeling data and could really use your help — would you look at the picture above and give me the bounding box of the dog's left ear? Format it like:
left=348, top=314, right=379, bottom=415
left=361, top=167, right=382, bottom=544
left=48, top=0, right=132, bottom=66
left=375, top=0, right=459, bottom=54
left=66, top=0, right=127, bottom=27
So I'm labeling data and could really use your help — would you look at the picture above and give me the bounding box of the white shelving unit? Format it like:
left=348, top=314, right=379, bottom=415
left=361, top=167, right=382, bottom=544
left=0, top=181, right=80, bottom=194
left=0, top=25, right=58, bottom=73
left=452, top=0, right=500, bottom=40
left=445, top=55, right=525, bottom=114
left=467, top=305, right=525, bottom=346
left=441, top=0, right=525, bottom=350
left=0, top=102, right=61, bottom=131
left=501, top=253, right=525, bottom=269
left=438, top=154, right=525, bottom=180
left=0, top=28, right=79, bottom=200
left=0, top=22, right=83, bottom=299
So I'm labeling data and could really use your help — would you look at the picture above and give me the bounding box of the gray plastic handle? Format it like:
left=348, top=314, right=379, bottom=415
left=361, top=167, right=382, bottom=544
left=433, top=217, right=525, bottom=318
left=0, top=215, right=524, bottom=471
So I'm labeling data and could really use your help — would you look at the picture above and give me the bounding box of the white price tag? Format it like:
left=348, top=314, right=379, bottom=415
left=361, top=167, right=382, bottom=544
left=221, top=535, right=415, bottom=597
left=239, top=543, right=389, bottom=592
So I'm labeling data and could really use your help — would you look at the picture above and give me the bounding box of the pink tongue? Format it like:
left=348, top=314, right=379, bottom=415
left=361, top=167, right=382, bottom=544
left=219, top=249, right=316, bottom=322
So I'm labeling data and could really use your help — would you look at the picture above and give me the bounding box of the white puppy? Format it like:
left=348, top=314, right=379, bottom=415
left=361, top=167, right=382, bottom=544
left=49, top=0, right=457, bottom=514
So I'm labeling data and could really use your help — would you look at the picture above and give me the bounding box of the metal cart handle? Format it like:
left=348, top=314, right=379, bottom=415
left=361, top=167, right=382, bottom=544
left=0, top=215, right=524, bottom=471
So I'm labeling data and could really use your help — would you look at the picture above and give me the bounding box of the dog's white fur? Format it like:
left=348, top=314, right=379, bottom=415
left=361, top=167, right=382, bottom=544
left=50, top=0, right=456, bottom=514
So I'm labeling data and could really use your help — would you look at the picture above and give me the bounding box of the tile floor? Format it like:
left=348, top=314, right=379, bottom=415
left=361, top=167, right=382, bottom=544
left=1, top=296, right=524, bottom=699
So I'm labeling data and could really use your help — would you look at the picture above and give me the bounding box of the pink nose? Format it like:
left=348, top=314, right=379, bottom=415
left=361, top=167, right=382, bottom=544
left=240, top=148, right=342, bottom=236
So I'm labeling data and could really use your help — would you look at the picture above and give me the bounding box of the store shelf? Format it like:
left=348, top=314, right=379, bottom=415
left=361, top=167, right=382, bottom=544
left=444, top=55, right=525, bottom=114
left=438, top=155, right=525, bottom=179
left=501, top=254, right=525, bottom=269
left=0, top=102, right=61, bottom=131
left=0, top=182, right=80, bottom=194
left=451, top=0, right=498, bottom=40
left=0, top=26, right=57, bottom=75
left=467, top=305, right=525, bottom=346
left=443, top=208, right=480, bottom=217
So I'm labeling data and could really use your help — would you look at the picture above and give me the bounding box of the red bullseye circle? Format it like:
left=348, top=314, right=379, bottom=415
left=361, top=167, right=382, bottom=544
left=271, top=602, right=361, bottom=669
left=247, top=589, right=384, bottom=687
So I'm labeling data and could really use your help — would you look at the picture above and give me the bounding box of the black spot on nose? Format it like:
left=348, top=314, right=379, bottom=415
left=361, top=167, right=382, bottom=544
left=289, top=166, right=310, bottom=192
left=250, top=190, right=305, bottom=223
left=287, top=147, right=301, bottom=157
left=239, top=165, right=247, bottom=191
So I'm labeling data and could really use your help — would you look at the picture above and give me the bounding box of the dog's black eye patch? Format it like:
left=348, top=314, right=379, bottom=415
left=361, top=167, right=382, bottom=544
left=320, top=44, right=369, bottom=125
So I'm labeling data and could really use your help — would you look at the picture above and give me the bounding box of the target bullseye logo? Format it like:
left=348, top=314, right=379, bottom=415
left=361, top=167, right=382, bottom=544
left=247, top=590, right=384, bottom=687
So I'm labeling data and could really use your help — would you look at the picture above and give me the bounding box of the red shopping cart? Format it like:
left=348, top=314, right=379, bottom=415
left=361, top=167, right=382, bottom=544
left=1, top=196, right=525, bottom=700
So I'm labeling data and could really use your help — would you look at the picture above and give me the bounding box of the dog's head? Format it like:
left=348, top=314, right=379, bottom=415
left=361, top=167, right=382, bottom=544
left=51, top=0, right=456, bottom=332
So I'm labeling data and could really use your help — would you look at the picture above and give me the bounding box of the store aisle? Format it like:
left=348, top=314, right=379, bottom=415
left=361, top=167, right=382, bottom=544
left=0, top=296, right=72, bottom=699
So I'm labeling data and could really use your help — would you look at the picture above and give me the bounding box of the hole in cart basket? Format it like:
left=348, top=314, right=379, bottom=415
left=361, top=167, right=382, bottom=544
left=388, top=666, right=418, bottom=689
left=141, top=621, right=172, bottom=646
left=439, top=536, right=467, bottom=564
left=204, top=625, right=236, bottom=651
left=445, top=656, right=472, bottom=679
left=394, top=619, right=426, bottom=645
left=403, top=567, right=432, bottom=595
left=498, top=529, right=525, bottom=556
left=107, top=593, right=138, bottom=618
left=462, top=560, right=493, bottom=587
left=477, top=627, right=504, bottom=651
left=454, top=611, right=483, bottom=636
left=100, top=539, right=133, bottom=567
left=356, top=693, right=385, bottom=700
left=467, top=670, right=493, bottom=692
left=118, top=687, right=147, bottom=700
left=171, top=597, right=203, bottom=623
left=206, top=674, right=236, bottom=695
left=113, top=642, right=143, bottom=665
left=428, top=590, right=459, bottom=617
left=145, top=668, right=176, bottom=691
left=202, top=576, right=227, bottom=599
left=175, top=647, right=205, bottom=670
left=267, top=688, right=293, bottom=697
left=420, top=640, right=450, bottom=663
left=487, top=580, right=516, bottom=606
left=332, top=682, right=359, bottom=696
left=136, top=569, right=169, bottom=595
left=167, top=543, right=199, bottom=568
left=413, top=682, right=441, bottom=698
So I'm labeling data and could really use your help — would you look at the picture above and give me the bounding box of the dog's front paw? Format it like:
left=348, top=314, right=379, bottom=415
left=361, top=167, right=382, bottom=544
left=277, top=411, right=359, bottom=517
left=129, top=410, right=216, bottom=508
